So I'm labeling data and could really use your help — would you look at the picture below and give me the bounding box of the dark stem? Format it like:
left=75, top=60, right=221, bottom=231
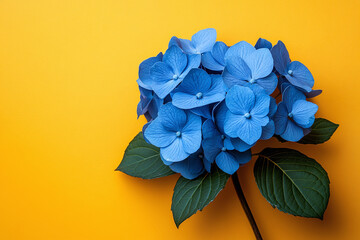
left=232, top=172, right=263, bottom=240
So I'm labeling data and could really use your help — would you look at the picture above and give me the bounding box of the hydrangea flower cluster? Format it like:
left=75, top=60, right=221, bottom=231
left=137, top=29, right=320, bottom=179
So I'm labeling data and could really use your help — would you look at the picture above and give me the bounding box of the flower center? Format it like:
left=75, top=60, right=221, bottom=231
left=173, top=74, right=179, bottom=80
left=196, top=92, right=203, bottom=99
left=198, top=154, right=204, bottom=159
left=244, top=112, right=251, bottom=119
left=221, top=135, right=225, bottom=140
left=287, top=70, right=293, bottom=76
left=249, top=78, right=256, bottom=84
left=288, top=112, right=293, bottom=118
left=221, top=147, right=227, bottom=152
left=176, top=131, right=181, bottom=137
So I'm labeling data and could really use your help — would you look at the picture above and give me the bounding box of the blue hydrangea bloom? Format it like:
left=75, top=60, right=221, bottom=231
left=224, top=85, right=270, bottom=145
left=172, top=69, right=226, bottom=109
left=254, top=38, right=272, bottom=50
left=202, top=119, right=251, bottom=174
left=201, top=41, right=229, bottom=71
left=274, top=86, right=318, bottom=141
left=136, top=52, right=163, bottom=90
left=144, top=103, right=202, bottom=162
left=169, top=28, right=217, bottom=55
left=134, top=29, right=323, bottom=180
left=271, top=41, right=314, bottom=92
left=222, top=41, right=278, bottom=94
left=149, top=45, right=200, bottom=99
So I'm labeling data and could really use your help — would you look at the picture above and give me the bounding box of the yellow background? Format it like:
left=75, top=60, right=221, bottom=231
left=0, top=0, right=359, bottom=239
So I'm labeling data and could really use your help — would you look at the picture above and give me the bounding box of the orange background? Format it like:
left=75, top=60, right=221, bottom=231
left=0, top=0, right=359, bottom=239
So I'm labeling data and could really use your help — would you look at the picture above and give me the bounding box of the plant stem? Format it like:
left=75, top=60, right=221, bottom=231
left=232, top=172, right=263, bottom=240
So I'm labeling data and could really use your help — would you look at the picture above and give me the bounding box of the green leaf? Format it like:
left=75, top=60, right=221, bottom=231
left=171, top=168, right=229, bottom=227
left=254, top=148, right=330, bottom=219
left=299, top=118, right=339, bottom=144
left=116, top=132, right=174, bottom=179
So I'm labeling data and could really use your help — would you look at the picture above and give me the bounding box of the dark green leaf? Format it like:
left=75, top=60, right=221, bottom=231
left=254, top=148, right=330, bottom=219
left=299, top=118, right=339, bottom=144
left=116, top=132, right=174, bottom=179
left=171, top=168, right=229, bottom=227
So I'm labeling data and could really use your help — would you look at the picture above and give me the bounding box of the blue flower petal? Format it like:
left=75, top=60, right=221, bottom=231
left=271, top=40, right=290, bottom=75
left=286, top=61, right=314, bottom=92
left=202, top=137, right=222, bottom=163
left=180, top=112, right=202, bottom=154
left=176, top=68, right=211, bottom=94
left=150, top=62, right=174, bottom=83
left=256, top=72, right=278, bottom=94
left=301, top=115, right=315, bottom=129
left=224, top=56, right=252, bottom=81
left=244, top=48, right=273, bottom=80
left=137, top=87, right=152, bottom=117
left=230, top=150, right=252, bottom=164
left=160, top=154, right=173, bottom=166
left=169, top=36, right=196, bottom=54
left=212, top=41, right=228, bottom=66
left=150, top=62, right=178, bottom=98
left=181, top=54, right=201, bottom=77
left=161, top=138, right=189, bottom=162
left=158, top=103, right=187, bottom=131
left=173, top=70, right=225, bottom=109
left=282, top=85, right=306, bottom=112
left=191, top=28, right=217, bottom=53
left=246, top=83, right=268, bottom=95
left=236, top=118, right=263, bottom=145
left=146, top=95, right=163, bottom=120
left=303, top=127, right=311, bottom=136
left=224, top=111, right=246, bottom=138
left=138, top=52, right=163, bottom=88
left=274, top=102, right=288, bottom=135
left=250, top=94, right=270, bottom=117
left=152, top=80, right=181, bottom=99
left=169, top=152, right=205, bottom=180
left=226, top=85, right=255, bottom=115
left=305, top=89, right=322, bottom=98
left=222, top=67, right=247, bottom=88
left=163, top=46, right=187, bottom=76
left=255, top=38, right=272, bottom=50
left=190, top=104, right=213, bottom=119
left=208, top=74, right=226, bottom=95
left=260, top=120, right=275, bottom=140
left=144, top=118, right=176, bottom=148
left=216, top=151, right=240, bottom=174
left=231, top=138, right=253, bottom=152
left=251, top=115, right=269, bottom=127
left=201, top=52, right=224, bottom=71
left=203, top=157, right=212, bottom=173
left=268, top=97, right=277, bottom=118
left=137, top=78, right=152, bottom=90
left=280, top=120, right=305, bottom=142
left=213, top=100, right=227, bottom=134
left=202, top=119, right=221, bottom=139
left=223, top=137, right=235, bottom=150
left=291, top=100, right=318, bottom=128
left=142, top=122, right=151, bottom=143
left=225, top=41, right=255, bottom=62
